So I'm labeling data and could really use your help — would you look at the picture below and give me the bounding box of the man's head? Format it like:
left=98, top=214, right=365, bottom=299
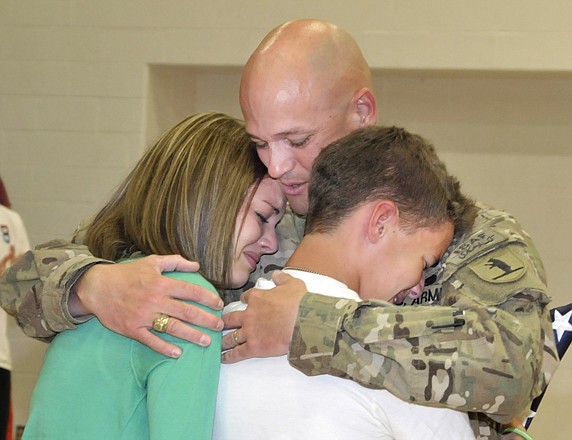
left=240, top=19, right=377, bottom=215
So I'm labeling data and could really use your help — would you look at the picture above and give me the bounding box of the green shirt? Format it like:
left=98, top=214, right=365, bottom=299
left=23, top=271, right=221, bottom=440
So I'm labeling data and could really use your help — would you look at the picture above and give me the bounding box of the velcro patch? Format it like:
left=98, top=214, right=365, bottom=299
left=469, top=247, right=527, bottom=284
left=450, top=229, right=506, bottom=263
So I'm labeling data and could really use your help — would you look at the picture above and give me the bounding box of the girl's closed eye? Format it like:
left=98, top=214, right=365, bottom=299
left=256, top=212, right=269, bottom=224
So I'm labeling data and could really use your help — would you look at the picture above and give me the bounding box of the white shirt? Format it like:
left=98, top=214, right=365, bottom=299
left=214, top=269, right=475, bottom=440
left=0, top=205, right=31, bottom=371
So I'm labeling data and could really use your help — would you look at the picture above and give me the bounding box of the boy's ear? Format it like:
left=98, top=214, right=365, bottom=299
left=367, top=200, right=397, bottom=243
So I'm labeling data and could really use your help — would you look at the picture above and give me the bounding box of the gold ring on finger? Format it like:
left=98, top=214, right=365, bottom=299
left=152, top=313, right=170, bottom=333
left=232, top=329, right=244, bottom=346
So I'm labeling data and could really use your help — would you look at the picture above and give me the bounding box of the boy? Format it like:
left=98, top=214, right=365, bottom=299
left=216, top=126, right=477, bottom=439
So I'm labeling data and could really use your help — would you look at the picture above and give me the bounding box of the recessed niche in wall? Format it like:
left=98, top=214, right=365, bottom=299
left=147, top=65, right=572, bottom=155
left=146, top=64, right=243, bottom=145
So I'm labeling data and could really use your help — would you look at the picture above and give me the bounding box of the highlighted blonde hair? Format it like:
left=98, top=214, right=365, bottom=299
left=86, top=112, right=266, bottom=288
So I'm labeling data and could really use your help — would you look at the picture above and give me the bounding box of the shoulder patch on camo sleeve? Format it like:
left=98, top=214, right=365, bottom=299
left=450, top=229, right=506, bottom=262
left=469, top=247, right=527, bottom=284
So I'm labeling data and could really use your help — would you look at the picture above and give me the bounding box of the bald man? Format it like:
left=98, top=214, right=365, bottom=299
left=1, top=19, right=556, bottom=440
left=239, top=19, right=376, bottom=215
left=227, top=22, right=555, bottom=439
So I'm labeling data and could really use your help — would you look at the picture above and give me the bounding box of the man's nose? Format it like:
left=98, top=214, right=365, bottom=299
left=266, top=144, right=295, bottom=179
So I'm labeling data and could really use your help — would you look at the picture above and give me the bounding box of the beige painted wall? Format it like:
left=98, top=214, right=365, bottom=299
left=1, top=1, right=571, bottom=438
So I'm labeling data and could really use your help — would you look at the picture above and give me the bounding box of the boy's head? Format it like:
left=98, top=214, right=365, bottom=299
left=305, top=126, right=477, bottom=301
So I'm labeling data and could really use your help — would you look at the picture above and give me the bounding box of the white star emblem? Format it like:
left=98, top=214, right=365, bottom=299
left=525, top=409, right=536, bottom=425
left=552, top=309, right=572, bottom=342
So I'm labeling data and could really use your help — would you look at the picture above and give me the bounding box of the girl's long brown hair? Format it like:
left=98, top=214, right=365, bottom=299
left=85, top=112, right=266, bottom=288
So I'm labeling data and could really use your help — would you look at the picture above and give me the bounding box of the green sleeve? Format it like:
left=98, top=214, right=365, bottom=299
left=134, top=271, right=222, bottom=440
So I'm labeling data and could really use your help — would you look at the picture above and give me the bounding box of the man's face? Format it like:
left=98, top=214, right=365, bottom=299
left=241, top=80, right=358, bottom=216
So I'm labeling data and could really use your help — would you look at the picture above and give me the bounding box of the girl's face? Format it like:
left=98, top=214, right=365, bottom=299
left=231, top=177, right=286, bottom=288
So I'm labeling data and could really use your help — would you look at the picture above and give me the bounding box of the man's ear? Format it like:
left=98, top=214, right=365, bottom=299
left=367, top=200, right=397, bottom=243
left=355, top=88, right=378, bottom=127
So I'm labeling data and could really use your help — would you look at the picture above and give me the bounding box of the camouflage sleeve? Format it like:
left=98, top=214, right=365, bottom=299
left=289, top=204, right=558, bottom=425
left=289, top=285, right=550, bottom=423
left=0, top=238, right=111, bottom=341
left=289, top=295, right=486, bottom=406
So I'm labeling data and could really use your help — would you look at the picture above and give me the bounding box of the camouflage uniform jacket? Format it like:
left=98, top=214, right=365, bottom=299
left=0, top=203, right=558, bottom=439
left=0, top=216, right=111, bottom=338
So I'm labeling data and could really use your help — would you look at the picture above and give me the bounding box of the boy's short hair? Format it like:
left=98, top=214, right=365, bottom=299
left=305, top=126, right=476, bottom=237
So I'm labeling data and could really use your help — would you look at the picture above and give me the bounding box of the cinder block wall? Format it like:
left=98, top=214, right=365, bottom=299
left=1, top=1, right=571, bottom=438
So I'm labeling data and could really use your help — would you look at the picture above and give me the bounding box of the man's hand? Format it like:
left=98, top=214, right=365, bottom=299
left=71, top=255, right=224, bottom=358
left=222, top=271, right=306, bottom=363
